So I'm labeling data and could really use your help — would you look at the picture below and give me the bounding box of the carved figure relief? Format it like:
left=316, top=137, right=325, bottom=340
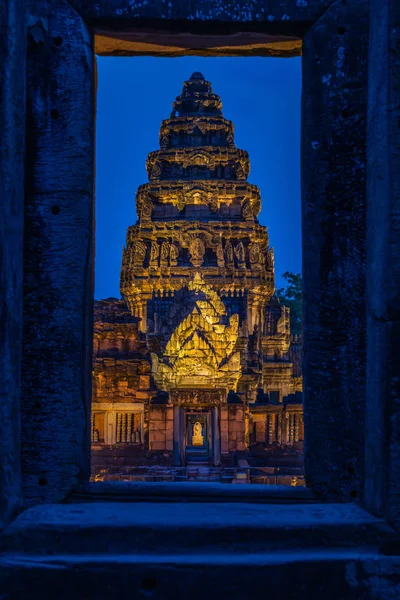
left=225, top=242, right=234, bottom=267
left=191, top=191, right=203, bottom=204
left=133, top=241, right=147, bottom=266
left=160, top=241, right=170, bottom=265
left=234, top=241, right=246, bottom=268
left=151, top=161, right=162, bottom=180
left=266, top=247, right=275, bottom=270
left=141, top=197, right=153, bottom=221
left=235, top=161, right=246, bottom=180
left=176, top=191, right=185, bottom=212
left=216, top=243, right=225, bottom=268
left=189, top=237, right=205, bottom=267
left=150, top=241, right=159, bottom=266
left=249, top=242, right=261, bottom=265
left=160, top=134, right=169, bottom=148
left=207, top=192, right=218, bottom=212
left=242, top=201, right=254, bottom=221
left=170, top=243, right=179, bottom=266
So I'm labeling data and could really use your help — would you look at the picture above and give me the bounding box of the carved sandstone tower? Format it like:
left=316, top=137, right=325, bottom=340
left=92, top=73, right=302, bottom=468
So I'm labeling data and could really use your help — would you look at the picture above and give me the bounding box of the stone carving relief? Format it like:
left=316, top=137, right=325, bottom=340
left=150, top=241, right=159, bottom=266
left=249, top=242, right=262, bottom=267
left=189, top=237, right=205, bottom=267
left=151, top=274, right=241, bottom=391
left=225, top=241, right=234, bottom=267
left=242, top=201, right=254, bottom=221
left=170, top=243, right=179, bottom=266
left=160, top=134, right=169, bottom=148
left=141, top=196, right=153, bottom=221
left=183, top=150, right=215, bottom=170
left=169, top=389, right=223, bottom=406
left=234, top=241, right=246, bottom=268
left=235, top=161, right=246, bottom=180
left=160, top=241, right=170, bottom=265
left=151, top=161, right=162, bottom=180
left=216, top=242, right=225, bottom=268
left=266, top=247, right=275, bottom=270
left=133, top=240, right=147, bottom=266
left=207, top=191, right=218, bottom=212
left=176, top=191, right=185, bottom=212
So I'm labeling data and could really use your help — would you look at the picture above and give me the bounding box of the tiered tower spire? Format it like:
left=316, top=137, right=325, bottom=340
left=121, top=72, right=275, bottom=354
left=91, top=73, right=302, bottom=465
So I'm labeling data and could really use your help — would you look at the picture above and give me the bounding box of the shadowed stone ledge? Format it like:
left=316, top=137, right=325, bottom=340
left=0, top=502, right=396, bottom=556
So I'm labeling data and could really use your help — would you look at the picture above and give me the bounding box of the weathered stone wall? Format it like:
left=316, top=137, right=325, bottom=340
left=0, top=0, right=26, bottom=528
left=20, top=0, right=94, bottom=506
left=365, top=0, right=400, bottom=528
left=302, top=0, right=368, bottom=501
left=227, top=406, right=245, bottom=452
left=148, top=405, right=173, bottom=452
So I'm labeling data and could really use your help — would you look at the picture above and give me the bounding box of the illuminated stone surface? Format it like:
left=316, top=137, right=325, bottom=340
left=92, top=73, right=302, bottom=472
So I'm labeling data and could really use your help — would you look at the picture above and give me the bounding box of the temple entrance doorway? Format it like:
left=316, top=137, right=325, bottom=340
left=185, top=410, right=211, bottom=464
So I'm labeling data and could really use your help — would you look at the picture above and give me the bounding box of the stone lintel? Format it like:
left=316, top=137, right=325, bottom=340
left=92, top=403, right=145, bottom=412
left=67, top=0, right=335, bottom=40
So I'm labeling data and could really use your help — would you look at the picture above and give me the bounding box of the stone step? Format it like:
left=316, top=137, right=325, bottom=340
left=1, top=502, right=396, bottom=557
left=2, top=551, right=400, bottom=599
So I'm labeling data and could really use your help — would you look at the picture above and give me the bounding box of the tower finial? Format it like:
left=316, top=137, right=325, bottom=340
left=190, top=71, right=205, bottom=80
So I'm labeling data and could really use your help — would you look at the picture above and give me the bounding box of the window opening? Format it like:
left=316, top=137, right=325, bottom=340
left=93, top=57, right=302, bottom=486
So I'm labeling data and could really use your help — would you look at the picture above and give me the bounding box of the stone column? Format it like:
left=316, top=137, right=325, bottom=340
left=302, top=0, right=368, bottom=500
left=267, top=413, right=277, bottom=444
left=212, top=406, right=221, bottom=467
left=365, top=0, right=400, bottom=525
left=220, top=405, right=229, bottom=454
left=284, top=413, right=290, bottom=446
left=173, top=406, right=183, bottom=466
left=21, top=0, right=94, bottom=505
left=0, top=0, right=26, bottom=528
left=276, top=414, right=282, bottom=445
left=294, top=414, right=300, bottom=443
left=105, top=412, right=115, bottom=446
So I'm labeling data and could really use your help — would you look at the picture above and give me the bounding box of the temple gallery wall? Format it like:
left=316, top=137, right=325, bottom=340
left=91, top=72, right=303, bottom=475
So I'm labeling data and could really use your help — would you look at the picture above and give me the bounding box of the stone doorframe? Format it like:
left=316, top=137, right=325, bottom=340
left=1, top=0, right=399, bottom=533
left=171, top=390, right=223, bottom=467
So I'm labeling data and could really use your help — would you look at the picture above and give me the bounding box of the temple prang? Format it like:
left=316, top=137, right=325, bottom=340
left=92, top=72, right=303, bottom=471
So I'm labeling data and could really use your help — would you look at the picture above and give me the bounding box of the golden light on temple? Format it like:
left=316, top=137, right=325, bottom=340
left=92, top=72, right=303, bottom=482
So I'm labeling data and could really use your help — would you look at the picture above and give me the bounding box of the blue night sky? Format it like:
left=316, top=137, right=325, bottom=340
left=95, top=56, right=301, bottom=300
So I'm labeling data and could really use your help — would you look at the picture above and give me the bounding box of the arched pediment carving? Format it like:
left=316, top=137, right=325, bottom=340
left=151, top=274, right=241, bottom=391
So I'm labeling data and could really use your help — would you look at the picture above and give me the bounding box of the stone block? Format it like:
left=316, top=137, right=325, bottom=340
left=229, top=421, right=242, bottom=433
left=220, top=421, right=228, bottom=432
left=139, top=375, right=150, bottom=389
left=150, top=442, right=165, bottom=451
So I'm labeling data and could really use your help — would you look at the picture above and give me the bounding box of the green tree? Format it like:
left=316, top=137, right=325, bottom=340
left=276, top=272, right=302, bottom=335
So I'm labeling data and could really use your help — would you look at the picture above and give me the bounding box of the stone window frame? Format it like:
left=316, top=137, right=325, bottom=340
left=1, top=0, right=398, bottom=532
